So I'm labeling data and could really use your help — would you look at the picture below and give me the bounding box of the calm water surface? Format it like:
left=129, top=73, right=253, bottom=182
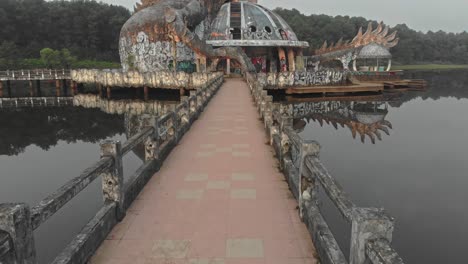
left=294, top=70, right=468, bottom=264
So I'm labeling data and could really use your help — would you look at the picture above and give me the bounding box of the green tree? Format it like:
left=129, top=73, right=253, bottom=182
left=59, top=48, right=77, bottom=68
left=40, top=48, right=60, bottom=68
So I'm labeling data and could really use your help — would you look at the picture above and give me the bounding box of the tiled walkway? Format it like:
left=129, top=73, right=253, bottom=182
left=91, top=78, right=318, bottom=264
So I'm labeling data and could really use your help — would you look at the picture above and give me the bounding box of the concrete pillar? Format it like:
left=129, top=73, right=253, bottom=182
left=35, top=80, right=41, bottom=97
left=278, top=48, right=287, bottom=72
left=107, top=86, right=112, bottom=99
left=295, top=49, right=305, bottom=71
left=72, top=81, right=78, bottom=95
left=287, top=48, right=296, bottom=72
left=98, top=84, right=103, bottom=97
left=144, top=86, right=149, bottom=101
left=172, top=40, right=177, bottom=72
left=29, top=80, right=35, bottom=97
left=6, top=80, right=11, bottom=98
left=0, top=203, right=37, bottom=263
left=62, top=80, right=68, bottom=97
left=100, top=141, right=125, bottom=220
left=226, top=58, right=231, bottom=75
left=55, top=80, right=61, bottom=97
left=199, top=56, right=207, bottom=73
left=350, top=208, right=394, bottom=264
left=0, top=81, right=3, bottom=97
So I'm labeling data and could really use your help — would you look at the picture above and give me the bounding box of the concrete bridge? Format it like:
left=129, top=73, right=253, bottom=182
left=0, top=73, right=404, bottom=264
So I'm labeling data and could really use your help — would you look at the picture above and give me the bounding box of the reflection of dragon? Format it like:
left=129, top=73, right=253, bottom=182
left=293, top=101, right=393, bottom=144
left=120, top=0, right=255, bottom=72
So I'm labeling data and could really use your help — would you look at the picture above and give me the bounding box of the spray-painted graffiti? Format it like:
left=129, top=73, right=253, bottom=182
left=242, top=28, right=272, bottom=40
left=293, top=70, right=345, bottom=86
left=119, top=32, right=196, bottom=72
left=251, top=57, right=267, bottom=73
left=176, top=61, right=197, bottom=73
left=261, top=70, right=346, bottom=88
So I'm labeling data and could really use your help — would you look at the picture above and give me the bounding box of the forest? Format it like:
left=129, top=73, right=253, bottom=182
left=0, top=0, right=130, bottom=69
left=0, top=0, right=467, bottom=69
left=274, top=8, right=468, bottom=65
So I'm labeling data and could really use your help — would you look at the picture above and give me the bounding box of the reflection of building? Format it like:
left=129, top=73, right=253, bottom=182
left=291, top=100, right=393, bottom=144
left=207, top=0, right=309, bottom=74
left=74, top=94, right=179, bottom=161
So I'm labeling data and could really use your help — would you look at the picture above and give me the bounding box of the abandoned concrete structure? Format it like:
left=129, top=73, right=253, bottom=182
left=207, top=0, right=309, bottom=74
left=119, top=0, right=308, bottom=75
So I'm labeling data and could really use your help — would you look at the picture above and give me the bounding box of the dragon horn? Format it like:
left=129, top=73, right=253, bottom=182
left=336, top=37, right=344, bottom=47
left=386, top=31, right=398, bottom=42
left=321, top=41, right=328, bottom=50
left=363, top=22, right=373, bottom=37
left=352, top=27, right=363, bottom=44
left=380, top=26, right=390, bottom=37
left=373, top=22, right=383, bottom=34
left=374, top=130, right=382, bottom=141
left=381, top=120, right=393, bottom=129
left=387, top=38, right=399, bottom=48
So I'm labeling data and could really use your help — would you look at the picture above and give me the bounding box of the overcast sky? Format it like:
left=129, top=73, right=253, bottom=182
left=105, top=0, right=467, bottom=33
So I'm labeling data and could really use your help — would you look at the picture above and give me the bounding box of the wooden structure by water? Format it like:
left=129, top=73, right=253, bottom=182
left=0, top=69, right=74, bottom=97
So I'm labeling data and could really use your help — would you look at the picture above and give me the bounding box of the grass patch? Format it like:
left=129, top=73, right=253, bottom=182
left=392, top=64, right=468, bottom=70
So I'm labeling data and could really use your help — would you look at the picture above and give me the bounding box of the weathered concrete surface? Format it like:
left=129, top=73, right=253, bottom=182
left=71, top=70, right=222, bottom=89
left=90, top=78, right=318, bottom=263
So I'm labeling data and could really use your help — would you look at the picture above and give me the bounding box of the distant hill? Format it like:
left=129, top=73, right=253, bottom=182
left=274, top=8, right=468, bottom=65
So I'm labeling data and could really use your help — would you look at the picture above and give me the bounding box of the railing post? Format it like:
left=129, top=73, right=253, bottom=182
left=296, top=141, right=321, bottom=220
left=100, top=140, right=125, bottom=221
left=350, top=207, right=395, bottom=264
left=279, top=116, right=293, bottom=170
left=0, top=203, right=37, bottom=264
left=144, top=118, right=159, bottom=162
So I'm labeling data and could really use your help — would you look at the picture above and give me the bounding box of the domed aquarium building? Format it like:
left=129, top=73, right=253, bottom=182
left=207, top=0, right=309, bottom=74
left=118, top=0, right=308, bottom=75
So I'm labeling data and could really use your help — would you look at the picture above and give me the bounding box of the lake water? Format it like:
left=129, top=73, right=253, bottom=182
left=294, top=70, right=468, bottom=264
left=1, top=70, right=466, bottom=263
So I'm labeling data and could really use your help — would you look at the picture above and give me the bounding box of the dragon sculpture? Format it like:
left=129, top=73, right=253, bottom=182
left=119, top=0, right=255, bottom=73
left=314, top=22, right=400, bottom=70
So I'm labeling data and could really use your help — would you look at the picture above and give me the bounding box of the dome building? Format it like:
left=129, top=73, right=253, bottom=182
left=207, top=0, right=309, bottom=74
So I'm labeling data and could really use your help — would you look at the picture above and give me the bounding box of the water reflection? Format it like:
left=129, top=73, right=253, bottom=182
left=292, top=100, right=394, bottom=144
left=0, top=108, right=124, bottom=156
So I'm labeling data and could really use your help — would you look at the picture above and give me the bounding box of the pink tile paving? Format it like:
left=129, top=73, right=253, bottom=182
left=90, top=78, right=319, bottom=264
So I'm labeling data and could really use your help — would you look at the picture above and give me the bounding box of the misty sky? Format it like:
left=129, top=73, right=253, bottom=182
left=104, top=0, right=467, bottom=33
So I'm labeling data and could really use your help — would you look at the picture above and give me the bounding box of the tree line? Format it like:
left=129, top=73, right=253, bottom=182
left=274, top=8, right=468, bottom=65
left=0, top=0, right=130, bottom=69
left=0, top=1, right=466, bottom=69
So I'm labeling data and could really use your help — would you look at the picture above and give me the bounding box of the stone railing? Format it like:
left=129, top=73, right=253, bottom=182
left=245, top=72, right=404, bottom=264
left=71, top=69, right=222, bottom=89
left=0, top=73, right=224, bottom=264
left=257, top=70, right=348, bottom=90
left=0, top=69, right=71, bottom=81
left=73, top=94, right=178, bottom=116
left=0, top=97, right=73, bottom=110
